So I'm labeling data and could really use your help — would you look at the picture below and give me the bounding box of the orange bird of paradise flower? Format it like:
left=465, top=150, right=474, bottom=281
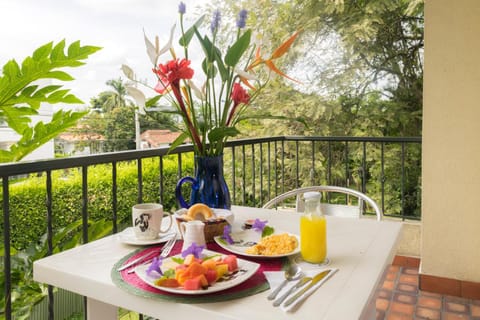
left=246, top=29, right=302, bottom=86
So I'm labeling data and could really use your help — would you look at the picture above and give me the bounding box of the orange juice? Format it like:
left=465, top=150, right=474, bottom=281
left=300, top=214, right=327, bottom=263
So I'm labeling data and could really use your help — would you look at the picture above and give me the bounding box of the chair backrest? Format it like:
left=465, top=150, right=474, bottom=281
left=262, top=186, right=382, bottom=221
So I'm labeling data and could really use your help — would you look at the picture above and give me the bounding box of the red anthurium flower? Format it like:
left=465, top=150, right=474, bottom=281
left=153, top=58, right=203, bottom=153
left=231, top=83, right=250, bottom=105
left=153, top=58, right=194, bottom=93
left=227, top=83, right=250, bottom=126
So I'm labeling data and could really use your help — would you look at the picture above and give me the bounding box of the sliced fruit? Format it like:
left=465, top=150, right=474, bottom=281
left=201, top=258, right=217, bottom=270
left=223, top=255, right=238, bottom=272
left=205, top=268, right=218, bottom=284
left=184, top=254, right=196, bottom=265
left=185, top=261, right=207, bottom=278
left=215, top=263, right=229, bottom=280
left=155, top=278, right=180, bottom=288
left=183, top=274, right=208, bottom=290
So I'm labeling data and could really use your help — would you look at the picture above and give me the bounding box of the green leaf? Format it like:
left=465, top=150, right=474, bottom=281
left=67, top=40, right=81, bottom=57
left=51, top=39, right=67, bottom=61
left=0, top=39, right=100, bottom=163
left=208, top=126, right=239, bottom=144
left=163, top=269, right=176, bottom=278
left=168, top=131, right=190, bottom=154
left=171, top=257, right=184, bottom=264
left=179, top=15, right=205, bottom=47
left=262, top=226, right=275, bottom=237
left=3, top=109, right=87, bottom=162
left=193, top=28, right=228, bottom=81
left=202, top=58, right=217, bottom=79
left=0, top=106, right=37, bottom=133
left=44, top=71, right=75, bottom=81
left=145, top=95, right=162, bottom=107
left=225, top=30, right=251, bottom=67
left=32, top=42, right=53, bottom=60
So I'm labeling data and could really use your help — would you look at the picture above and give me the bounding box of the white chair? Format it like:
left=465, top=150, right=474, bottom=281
left=262, top=186, right=382, bottom=221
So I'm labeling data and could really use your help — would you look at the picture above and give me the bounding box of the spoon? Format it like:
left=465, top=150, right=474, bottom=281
left=267, top=262, right=304, bottom=300
left=273, top=276, right=312, bottom=307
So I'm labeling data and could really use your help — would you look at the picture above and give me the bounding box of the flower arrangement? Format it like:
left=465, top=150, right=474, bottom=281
left=123, top=2, right=300, bottom=156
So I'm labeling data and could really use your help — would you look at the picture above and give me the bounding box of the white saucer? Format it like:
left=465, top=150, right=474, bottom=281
left=118, top=227, right=176, bottom=245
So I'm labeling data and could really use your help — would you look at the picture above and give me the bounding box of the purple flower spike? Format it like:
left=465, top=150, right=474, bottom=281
left=210, top=9, right=221, bottom=34
left=222, top=225, right=234, bottom=244
left=178, top=2, right=186, bottom=14
left=236, top=9, right=248, bottom=29
left=252, top=218, right=268, bottom=232
left=181, top=242, right=205, bottom=258
left=146, top=256, right=163, bottom=276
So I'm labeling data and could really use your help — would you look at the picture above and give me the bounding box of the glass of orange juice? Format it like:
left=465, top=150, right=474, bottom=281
left=300, top=192, right=327, bottom=264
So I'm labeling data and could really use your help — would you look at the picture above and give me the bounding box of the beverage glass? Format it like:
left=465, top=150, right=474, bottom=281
left=300, top=192, right=327, bottom=264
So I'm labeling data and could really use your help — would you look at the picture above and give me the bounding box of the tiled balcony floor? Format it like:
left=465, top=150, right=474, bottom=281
left=363, top=263, right=480, bottom=320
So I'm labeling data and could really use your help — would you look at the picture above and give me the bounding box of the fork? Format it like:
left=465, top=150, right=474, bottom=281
left=127, top=234, right=177, bottom=274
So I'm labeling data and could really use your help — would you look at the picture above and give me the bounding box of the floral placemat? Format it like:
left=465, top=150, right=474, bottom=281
left=111, top=241, right=286, bottom=303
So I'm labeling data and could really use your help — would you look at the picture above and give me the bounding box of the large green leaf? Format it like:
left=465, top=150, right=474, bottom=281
left=168, top=131, right=190, bottom=154
left=208, top=126, right=240, bottom=144
left=0, top=40, right=100, bottom=163
left=179, top=15, right=205, bottom=47
left=0, top=109, right=88, bottom=163
left=193, top=28, right=228, bottom=81
left=225, top=30, right=252, bottom=67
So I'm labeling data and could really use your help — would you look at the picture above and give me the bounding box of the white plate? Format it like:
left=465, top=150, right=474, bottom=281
left=134, top=249, right=260, bottom=295
left=119, top=227, right=176, bottom=245
left=214, top=229, right=300, bottom=259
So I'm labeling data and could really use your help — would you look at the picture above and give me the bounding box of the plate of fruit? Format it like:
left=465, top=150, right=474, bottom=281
left=134, top=247, right=260, bottom=295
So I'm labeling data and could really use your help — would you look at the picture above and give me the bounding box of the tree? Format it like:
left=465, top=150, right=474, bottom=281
left=213, top=0, right=423, bottom=137
left=295, top=0, right=424, bottom=136
left=0, top=40, right=101, bottom=162
left=103, top=105, right=136, bottom=151
left=77, top=78, right=178, bottom=153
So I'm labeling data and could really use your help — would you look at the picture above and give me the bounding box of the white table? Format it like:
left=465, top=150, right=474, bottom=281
left=33, top=206, right=402, bottom=320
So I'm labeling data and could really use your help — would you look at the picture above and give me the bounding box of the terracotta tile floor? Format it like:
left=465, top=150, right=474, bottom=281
left=362, top=264, right=480, bottom=320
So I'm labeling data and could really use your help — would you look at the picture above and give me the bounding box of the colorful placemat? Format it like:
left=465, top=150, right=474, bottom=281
left=111, top=241, right=286, bottom=303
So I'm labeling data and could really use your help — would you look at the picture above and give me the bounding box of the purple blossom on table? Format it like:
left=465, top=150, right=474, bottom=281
left=252, top=218, right=268, bottom=232
left=236, top=9, right=248, bottom=29
left=222, top=225, right=234, bottom=245
left=210, top=9, right=221, bottom=34
left=178, top=2, right=186, bottom=14
left=146, top=256, right=163, bottom=276
left=181, top=242, right=205, bottom=258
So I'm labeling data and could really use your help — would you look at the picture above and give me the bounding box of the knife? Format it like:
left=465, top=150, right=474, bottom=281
left=283, top=269, right=333, bottom=307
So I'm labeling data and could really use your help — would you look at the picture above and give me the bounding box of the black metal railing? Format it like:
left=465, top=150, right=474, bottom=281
left=0, top=135, right=421, bottom=319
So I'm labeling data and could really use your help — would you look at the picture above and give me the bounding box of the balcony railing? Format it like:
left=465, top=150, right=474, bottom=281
left=1, top=135, right=421, bottom=319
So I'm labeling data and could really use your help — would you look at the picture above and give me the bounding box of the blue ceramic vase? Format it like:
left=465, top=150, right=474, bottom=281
left=175, top=155, right=231, bottom=209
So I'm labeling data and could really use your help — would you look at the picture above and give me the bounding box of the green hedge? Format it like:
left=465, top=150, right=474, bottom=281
left=5, top=154, right=194, bottom=250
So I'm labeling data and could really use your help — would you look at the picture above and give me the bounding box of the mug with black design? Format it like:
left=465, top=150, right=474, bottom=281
left=132, top=203, right=173, bottom=240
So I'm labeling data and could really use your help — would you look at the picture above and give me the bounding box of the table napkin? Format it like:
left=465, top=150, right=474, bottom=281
left=264, top=268, right=338, bottom=312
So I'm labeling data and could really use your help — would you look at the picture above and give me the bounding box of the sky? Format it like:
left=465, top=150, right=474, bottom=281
left=0, top=0, right=210, bottom=106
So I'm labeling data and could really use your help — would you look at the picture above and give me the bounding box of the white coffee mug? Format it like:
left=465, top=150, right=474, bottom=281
left=132, top=203, right=173, bottom=240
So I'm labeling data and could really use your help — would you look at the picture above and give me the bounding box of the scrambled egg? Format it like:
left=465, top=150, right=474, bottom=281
left=245, top=233, right=298, bottom=256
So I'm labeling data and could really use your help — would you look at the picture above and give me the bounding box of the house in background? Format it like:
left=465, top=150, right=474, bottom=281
left=140, top=129, right=182, bottom=149
left=56, top=131, right=105, bottom=156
